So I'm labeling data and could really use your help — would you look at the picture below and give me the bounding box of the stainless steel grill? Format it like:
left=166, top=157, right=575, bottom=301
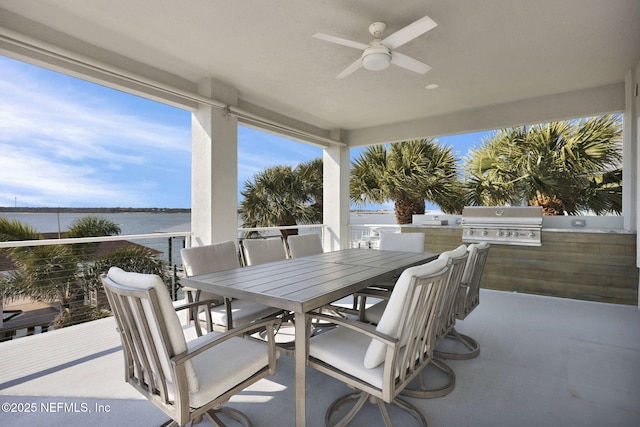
left=461, top=206, right=543, bottom=246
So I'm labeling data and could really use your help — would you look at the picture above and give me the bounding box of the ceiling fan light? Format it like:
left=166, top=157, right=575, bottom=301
left=362, top=51, right=391, bottom=71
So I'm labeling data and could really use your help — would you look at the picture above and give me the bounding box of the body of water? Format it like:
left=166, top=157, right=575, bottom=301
left=0, top=211, right=192, bottom=235
left=1, top=211, right=399, bottom=263
left=1, top=211, right=399, bottom=235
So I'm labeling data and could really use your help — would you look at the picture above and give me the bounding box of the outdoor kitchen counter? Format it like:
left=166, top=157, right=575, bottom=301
left=411, top=224, right=634, bottom=233
left=542, top=228, right=635, bottom=234
left=403, top=224, right=638, bottom=305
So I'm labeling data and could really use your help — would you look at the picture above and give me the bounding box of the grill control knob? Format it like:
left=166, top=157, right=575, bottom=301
left=481, top=230, right=488, bottom=237
left=528, top=232, right=536, bottom=238
left=505, top=231, right=512, bottom=237
left=496, top=231, right=504, bottom=237
left=512, top=231, right=519, bottom=237
left=467, top=229, right=474, bottom=236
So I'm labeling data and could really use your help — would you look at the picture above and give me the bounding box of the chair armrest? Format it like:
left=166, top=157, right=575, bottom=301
left=173, top=298, right=220, bottom=312
left=354, top=288, right=392, bottom=300
left=353, top=288, right=392, bottom=321
left=174, top=298, right=219, bottom=336
left=172, top=317, right=279, bottom=366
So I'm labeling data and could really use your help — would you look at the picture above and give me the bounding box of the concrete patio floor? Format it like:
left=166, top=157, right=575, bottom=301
left=1, top=289, right=639, bottom=427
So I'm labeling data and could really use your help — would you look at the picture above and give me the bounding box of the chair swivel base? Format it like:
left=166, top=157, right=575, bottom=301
left=400, top=358, right=455, bottom=399
left=433, top=328, right=480, bottom=360
left=326, top=391, right=427, bottom=427
left=161, top=406, right=254, bottom=427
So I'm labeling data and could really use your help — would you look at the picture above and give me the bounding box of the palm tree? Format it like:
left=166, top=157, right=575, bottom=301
left=350, top=139, right=463, bottom=224
left=67, top=215, right=122, bottom=238
left=67, top=215, right=122, bottom=260
left=1, top=217, right=78, bottom=308
left=239, top=158, right=323, bottom=237
left=464, top=115, right=622, bottom=215
left=1, top=215, right=165, bottom=329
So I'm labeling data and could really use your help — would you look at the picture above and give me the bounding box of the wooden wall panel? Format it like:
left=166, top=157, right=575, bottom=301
left=404, top=226, right=638, bottom=305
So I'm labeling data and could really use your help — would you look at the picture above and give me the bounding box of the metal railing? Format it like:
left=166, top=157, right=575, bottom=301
left=0, top=231, right=192, bottom=340
left=348, top=223, right=400, bottom=249
left=1, top=223, right=396, bottom=340
left=236, top=223, right=325, bottom=240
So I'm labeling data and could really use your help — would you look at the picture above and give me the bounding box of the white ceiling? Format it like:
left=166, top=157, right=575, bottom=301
left=1, top=0, right=639, bottom=146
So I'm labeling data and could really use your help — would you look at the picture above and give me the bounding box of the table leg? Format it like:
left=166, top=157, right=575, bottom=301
left=294, top=310, right=306, bottom=427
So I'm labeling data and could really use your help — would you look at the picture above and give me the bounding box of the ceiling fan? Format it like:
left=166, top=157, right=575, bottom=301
left=313, top=15, right=437, bottom=79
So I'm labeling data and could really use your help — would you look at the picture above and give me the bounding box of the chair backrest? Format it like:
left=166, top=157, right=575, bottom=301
left=379, top=232, right=425, bottom=253
left=181, top=240, right=240, bottom=276
left=363, top=256, right=449, bottom=369
left=181, top=240, right=240, bottom=303
left=101, top=267, right=199, bottom=406
left=436, top=244, right=469, bottom=339
left=287, top=234, right=323, bottom=258
left=241, top=237, right=288, bottom=266
left=457, top=242, right=490, bottom=319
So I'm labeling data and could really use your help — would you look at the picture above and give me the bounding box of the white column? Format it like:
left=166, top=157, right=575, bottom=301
left=323, top=139, right=350, bottom=251
left=623, top=70, right=638, bottom=233
left=624, top=62, right=640, bottom=308
left=191, top=79, right=238, bottom=246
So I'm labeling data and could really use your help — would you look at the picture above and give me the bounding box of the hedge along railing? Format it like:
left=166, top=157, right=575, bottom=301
left=0, top=231, right=192, bottom=340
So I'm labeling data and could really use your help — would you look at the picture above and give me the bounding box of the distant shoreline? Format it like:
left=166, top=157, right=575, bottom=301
left=0, top=207, right=191, bottom=213
left=0, top=207, right=394, bottom=214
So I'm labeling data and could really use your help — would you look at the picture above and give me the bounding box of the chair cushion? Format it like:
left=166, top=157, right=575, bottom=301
left=363, top=300, right=386, bottom=324
left=363, top=257, right=448, bottom=369
left=287, top=234, right=324, bottom=258
left=461, top=242, right=489, bottom=284
left=438, top=244, right=468, bottom=262
left=107, top=267, right=199, bottom=393
left=364, top=245, right=467, bottom=326
left=242, top=238, right=288, bottom=265
left=379, top=232, right=425, bottom=253
left=181, top=241, right=240, bottom=276
left=184, top=332, right=273, bottom=408
left=309, top=325, right=387, bottom=389
left=198, top=299, right=281, bottom=328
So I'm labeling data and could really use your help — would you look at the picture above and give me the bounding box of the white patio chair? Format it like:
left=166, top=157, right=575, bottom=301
left=361, top=244, right=469, bottom=399
left=352, top=232, right=427, bottom=312
left=240, top=237, right=298, bottom=347
left=401, top=244, right=468, bottom=398
left=435, top=241, right=490, bottom=359
left=379, top=231, right=425, bottom=252
left=240, top=237, right=288, bottom=266
left=181, top=241, right=282, bottom=333
left=101, top=267, right=278, bottom=427
left=286, top=233, right=349, bottom=328
left=286, top=233, right=323, bottom=258
left=307, top=256, right=451, bottom=426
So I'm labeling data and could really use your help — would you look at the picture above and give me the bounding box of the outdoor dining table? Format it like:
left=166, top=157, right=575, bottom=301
left=181, top=247, right=438, bottom=426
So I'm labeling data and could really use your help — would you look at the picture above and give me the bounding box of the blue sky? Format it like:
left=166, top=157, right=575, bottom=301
left=0, top=56, right=491, bottom=210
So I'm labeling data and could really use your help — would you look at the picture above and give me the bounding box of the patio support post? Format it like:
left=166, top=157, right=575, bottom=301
left=191, top=78, right=238, bottom=246
left=623, top=68, right=638, bottom=234
left=323, top=134, right=350, bottom=251
left=625, top=62, right=640, bottom=308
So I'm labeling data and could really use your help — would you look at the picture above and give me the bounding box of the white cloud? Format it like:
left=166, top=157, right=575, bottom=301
left=0, top=57, right=191, bottom=207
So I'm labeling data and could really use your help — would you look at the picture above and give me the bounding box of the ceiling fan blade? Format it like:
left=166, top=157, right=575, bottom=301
left=336, top=58, right=363, bottom=78
left=313, top=33, right=369, bottom=50
left=391, top=52, right=432, bottom=74
left=382, top=15, right=437, bottom=49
